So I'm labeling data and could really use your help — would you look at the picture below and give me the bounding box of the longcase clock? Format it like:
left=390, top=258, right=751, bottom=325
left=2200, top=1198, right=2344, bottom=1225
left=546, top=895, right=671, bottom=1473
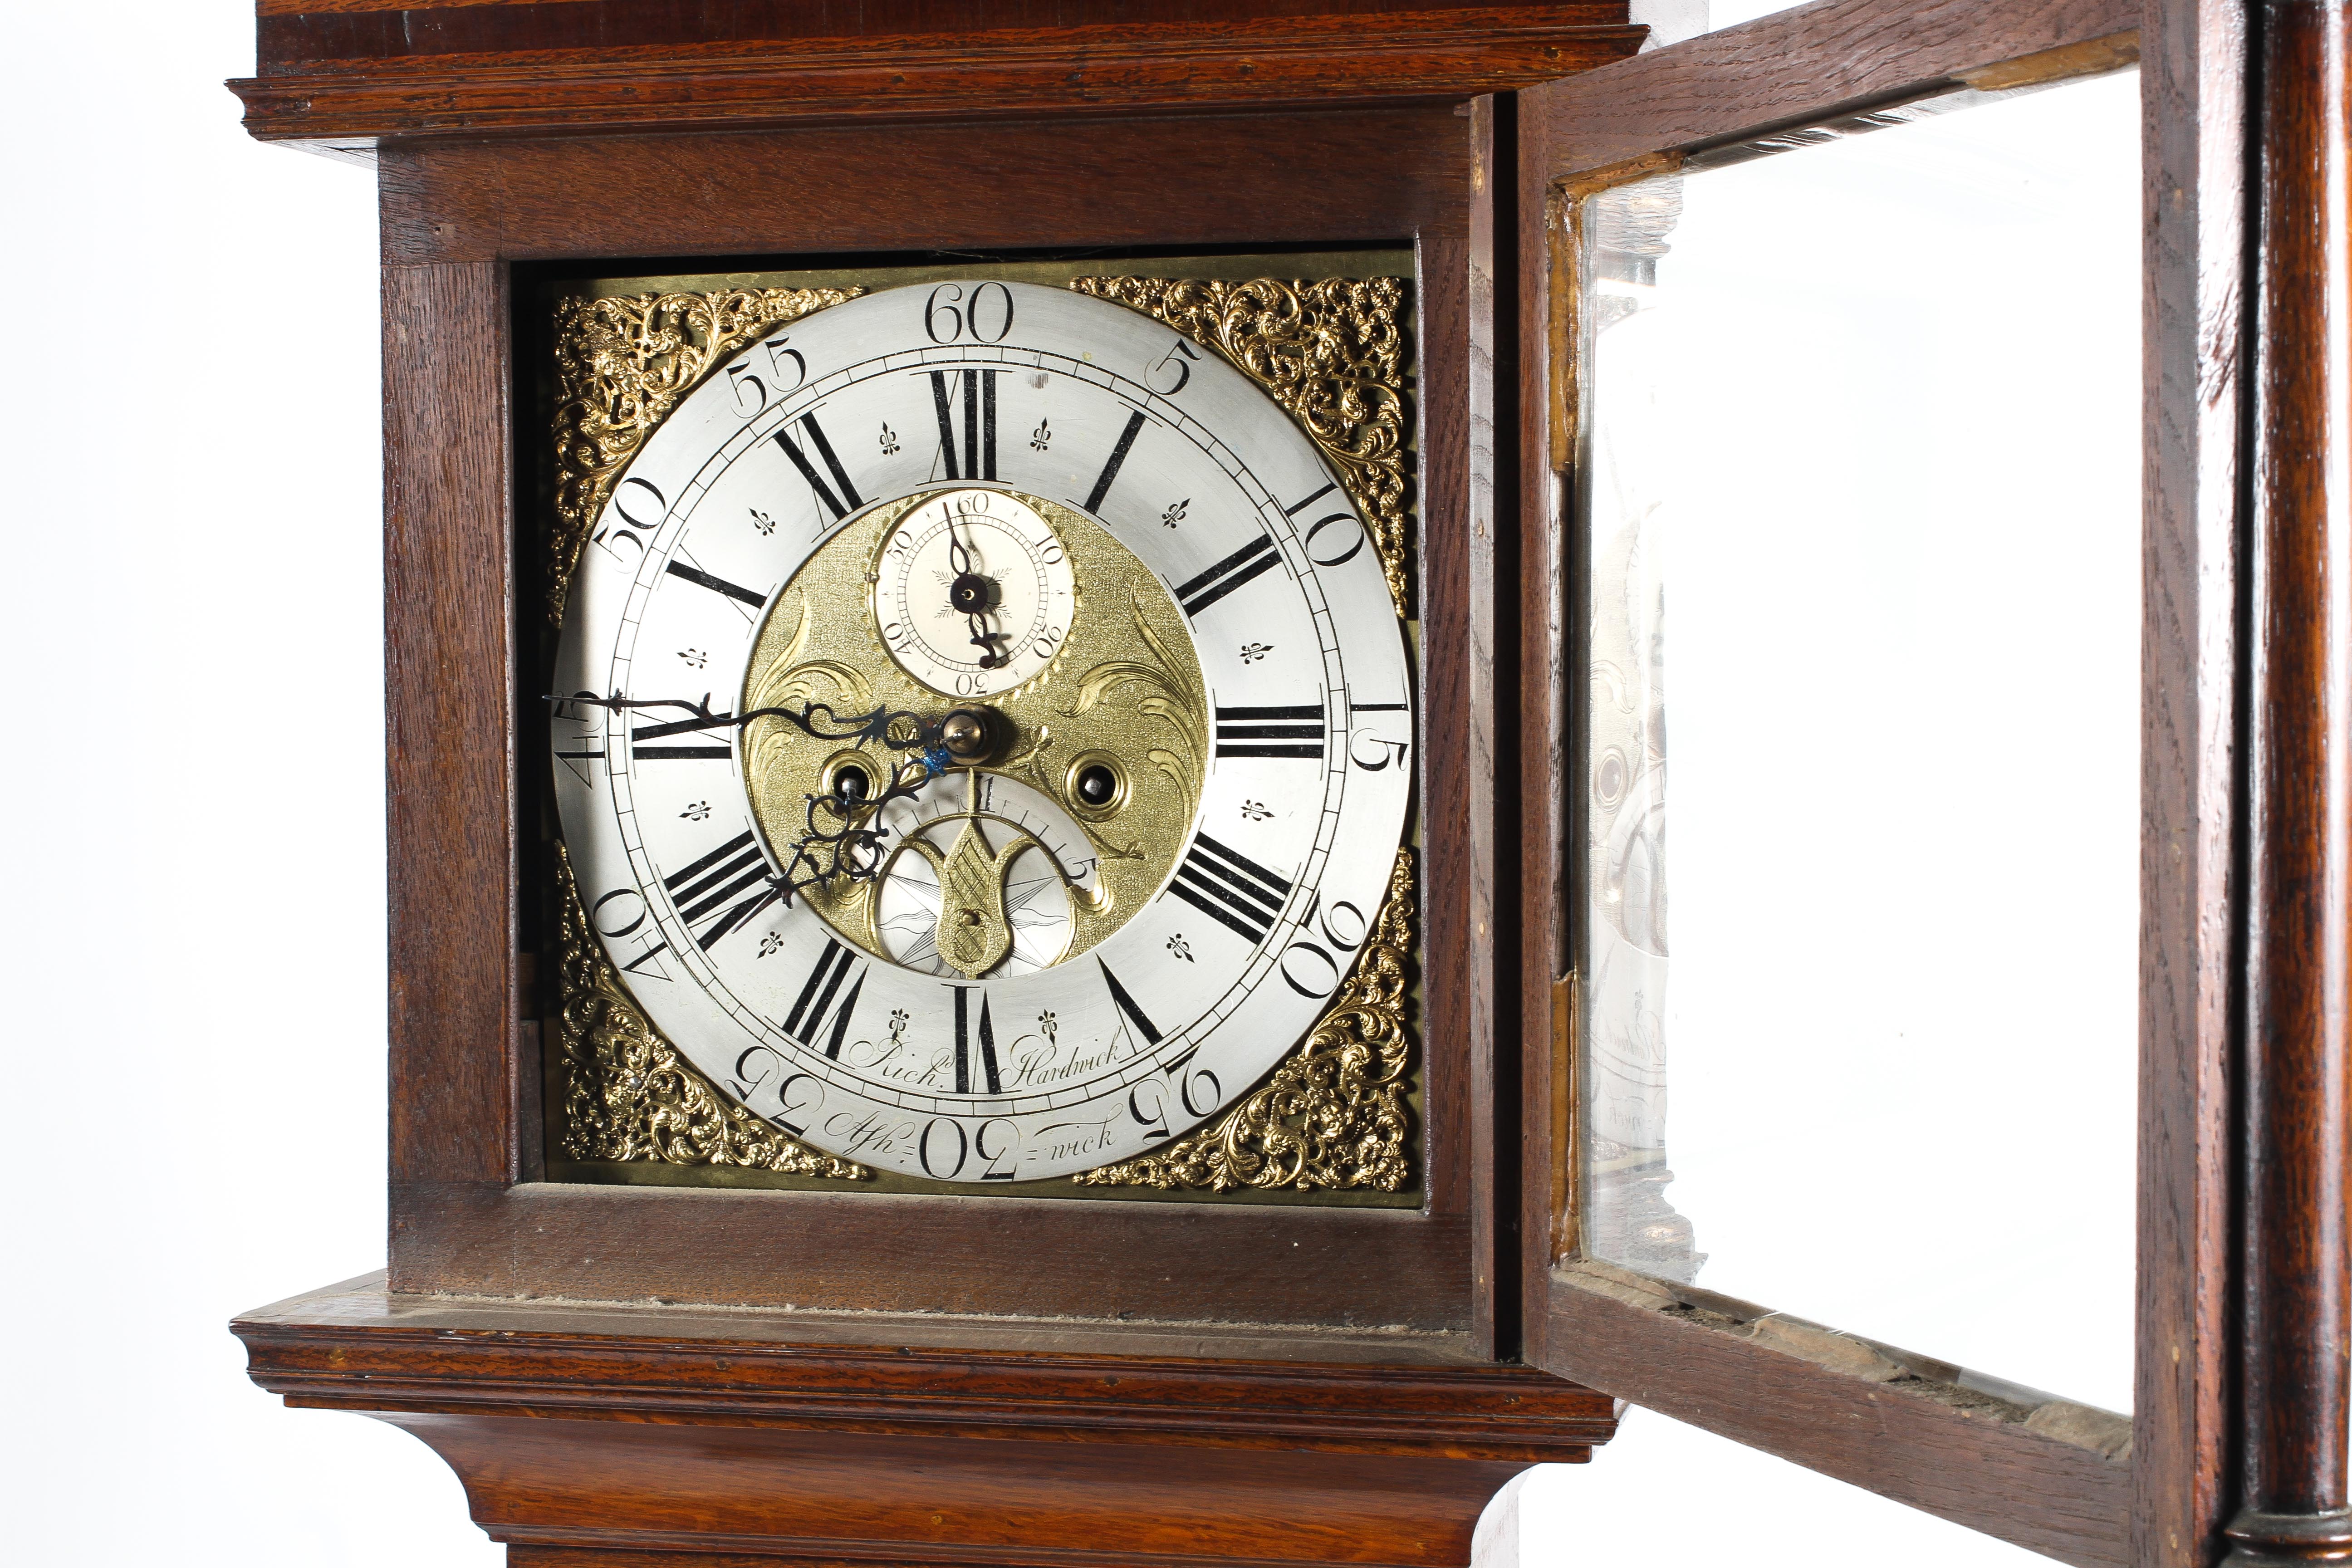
left=228, top=5, right=2322, bottom=1567
left=227, top=6, right=1646, bottom=1567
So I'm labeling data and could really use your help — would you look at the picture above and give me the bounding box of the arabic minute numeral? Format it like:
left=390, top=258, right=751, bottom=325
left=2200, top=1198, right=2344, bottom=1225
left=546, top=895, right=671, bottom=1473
left=922, top=281, right=1015, bottom=344
left=1154, top=1039, right=1222, bottom=1118
left=770, top=1070, right=826, bottom=1138
left=762, top=335, right=808, bottom=392
left=721, top=336, right=809, bottom=417
left=587, top=886, right=672, bottom=980
left=1127, top=1080, right=1172, bottom=1141
left=1276, top=889, right=1371, bottom=1001
left=1283, top=480, right=1367, bottom=568
left=1147, top=335, right=1203, bottom=396
left=592, top=475, right=667, bottom=563
left=1348, top=701, right=1412, bottom=771
left=974, top=1118, right=1019, bottom=1181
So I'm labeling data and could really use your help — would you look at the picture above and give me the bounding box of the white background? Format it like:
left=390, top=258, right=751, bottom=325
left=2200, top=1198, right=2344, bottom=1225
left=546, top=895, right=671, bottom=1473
left=0, top=2, right=2085, bottom=1563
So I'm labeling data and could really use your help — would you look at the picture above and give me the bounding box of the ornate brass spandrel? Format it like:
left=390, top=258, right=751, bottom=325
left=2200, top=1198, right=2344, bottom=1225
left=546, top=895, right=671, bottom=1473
left=1075, top=848, right=1416, bottom=1193
left=551, top=842, right=871, bottom=1180
left=1069, top=275, right=1413, bottom=618
left=549, top=285, right=860, bottom=625
left=740, top=487, right=1206, bottom=976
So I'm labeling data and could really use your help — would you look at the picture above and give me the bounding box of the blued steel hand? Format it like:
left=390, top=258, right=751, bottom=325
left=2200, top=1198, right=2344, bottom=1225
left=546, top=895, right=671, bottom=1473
left=547, top=692, right=961, bottom=902
left=943, top=506, right=1006, bottom=669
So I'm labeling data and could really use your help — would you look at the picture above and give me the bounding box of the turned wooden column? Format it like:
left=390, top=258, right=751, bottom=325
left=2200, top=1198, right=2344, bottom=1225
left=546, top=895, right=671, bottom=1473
left=2228, top=3, right=2352, bottom=1563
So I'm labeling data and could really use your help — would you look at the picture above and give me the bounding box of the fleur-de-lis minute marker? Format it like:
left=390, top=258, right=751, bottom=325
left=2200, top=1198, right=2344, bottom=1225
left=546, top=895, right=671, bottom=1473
left=1030, top=418, right=1051, bottom=452
left=879, top=421, right=901, bottom=456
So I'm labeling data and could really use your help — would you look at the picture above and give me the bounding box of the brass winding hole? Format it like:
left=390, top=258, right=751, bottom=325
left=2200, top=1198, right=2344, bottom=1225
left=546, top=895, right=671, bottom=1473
left=1063, top=750, right=1129, bottom=819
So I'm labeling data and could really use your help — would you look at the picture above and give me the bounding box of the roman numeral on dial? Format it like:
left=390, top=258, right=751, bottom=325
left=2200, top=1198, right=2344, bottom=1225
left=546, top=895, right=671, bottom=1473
left=662, top=829, right=778, bottom=951
left=952, top=987, right=1001, bottom=1095
left=774, top=412, right=864, bottom=521
left=1164, top=832, right=1293, bottom=946
left=1095, top=956, right=1163, bottom=1047
left=1215, top=705, right=1325, bottom=760
left=782, top=937, right=867, bottom=1059
left=928, top=368, right=1000, bottom=481
left=630, top=709, right=733, bottom=762
left=664, top=559, right=769, bottom=609
left=1174, top=535, right=1281, bottom=619
left=1083, top=410, right=1147, bottom=514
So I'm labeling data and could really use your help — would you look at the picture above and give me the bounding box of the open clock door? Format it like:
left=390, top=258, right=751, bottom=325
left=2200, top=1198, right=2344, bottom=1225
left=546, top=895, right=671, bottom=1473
left=1511, top=1, right=2331, bottom=1565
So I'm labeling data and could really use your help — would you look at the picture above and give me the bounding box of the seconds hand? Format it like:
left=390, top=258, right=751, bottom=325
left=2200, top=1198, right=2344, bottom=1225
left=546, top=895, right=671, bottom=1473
left=945, top=506, right=1006, bottom=669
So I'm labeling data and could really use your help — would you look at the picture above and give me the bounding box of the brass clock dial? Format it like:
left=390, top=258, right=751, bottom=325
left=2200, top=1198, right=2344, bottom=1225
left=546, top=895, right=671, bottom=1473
left=551, top=279, right=1413, bottom=1183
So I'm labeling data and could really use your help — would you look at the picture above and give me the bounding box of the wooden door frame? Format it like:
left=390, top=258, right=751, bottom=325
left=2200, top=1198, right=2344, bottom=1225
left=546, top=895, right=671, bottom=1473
left=1512, top=1, right=2346, bottom=1564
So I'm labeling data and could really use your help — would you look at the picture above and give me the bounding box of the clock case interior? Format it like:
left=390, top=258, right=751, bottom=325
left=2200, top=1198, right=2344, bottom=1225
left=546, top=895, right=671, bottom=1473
left=519, top=246, right=1428, bottom=1209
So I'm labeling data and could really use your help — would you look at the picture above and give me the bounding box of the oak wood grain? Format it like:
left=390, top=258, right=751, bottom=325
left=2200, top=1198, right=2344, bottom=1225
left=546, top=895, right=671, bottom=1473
left=391, top=1181, right=1476, bottom=1328
left=377, top=102, right=1509, bottom=1340
left=2225, top=2, right=2352, bottom=1562
left=1527, top=0, right=2140, bottom=181
left=234, top=1273, right=1610, bottom=1568
left=235, top=1273, right=1613, bottom=1455
left=385, top=260, right=518, bottom=1189
left=376, top=108, right=1469, bottom=266
left=1513, top=0, right=2163, bottom=1559
left=1538, top=1270, right=2131, bottom=1567
left=232, top=5, right=1641, bottom=148
left=386, top=1416, right=1537, bottom=1568
left=2137, top=0, right=2249, bottom=1565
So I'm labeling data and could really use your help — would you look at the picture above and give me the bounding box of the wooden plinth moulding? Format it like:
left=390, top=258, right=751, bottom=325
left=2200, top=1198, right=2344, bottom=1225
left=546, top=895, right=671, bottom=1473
left=235, top=1276, right=1614, bottom=1568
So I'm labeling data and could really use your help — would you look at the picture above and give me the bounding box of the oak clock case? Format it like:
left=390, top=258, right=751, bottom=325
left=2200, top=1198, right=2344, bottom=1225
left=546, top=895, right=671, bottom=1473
left=538, top=265, right=1423, bottom=1202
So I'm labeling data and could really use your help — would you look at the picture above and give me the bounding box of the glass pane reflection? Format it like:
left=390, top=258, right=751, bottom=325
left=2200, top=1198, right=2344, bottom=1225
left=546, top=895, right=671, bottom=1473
left=1632, top=0, right=1808, bottom=49
left=1578, top=70, right=2141, bottom=1414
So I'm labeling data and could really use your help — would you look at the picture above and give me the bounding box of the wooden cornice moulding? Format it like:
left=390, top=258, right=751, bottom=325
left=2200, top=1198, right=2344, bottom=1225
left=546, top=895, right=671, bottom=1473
left=235, top=1274, right=1613, bottom=1568
left=227, top=5, right=1644, bottom=149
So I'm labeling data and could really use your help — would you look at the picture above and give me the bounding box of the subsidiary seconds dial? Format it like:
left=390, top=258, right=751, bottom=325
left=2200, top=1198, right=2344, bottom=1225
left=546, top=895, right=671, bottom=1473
left=873, top=488, right=1076, bottom=698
